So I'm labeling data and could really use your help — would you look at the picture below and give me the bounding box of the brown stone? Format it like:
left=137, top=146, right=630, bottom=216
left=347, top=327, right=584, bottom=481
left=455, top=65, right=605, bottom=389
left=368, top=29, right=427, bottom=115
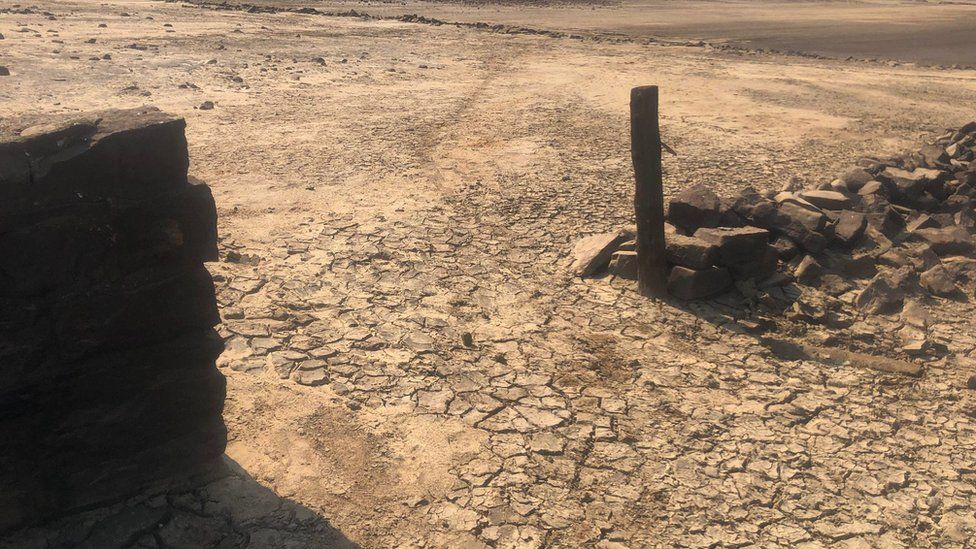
left=833, top=211, right=867, bottom=247
left=855, top=273, right=906, bottom=314
left=665, top=234, right=718, bottom=269
left=608, top=250, right=639, bottom=280
left=913, top=225, right=976, bottom=257
left=571, top=228, right=634, bottom=276
left=694, top=226, right=770, bottom=264
left=794, top=255, right=823, bottom=286
left=797, top=190, right=855, bottom=210
left=920, top=264, right=959, bottom=296
left=666, top=184, right=722, bottom=234
left=666, top=266, right=732, bottom=300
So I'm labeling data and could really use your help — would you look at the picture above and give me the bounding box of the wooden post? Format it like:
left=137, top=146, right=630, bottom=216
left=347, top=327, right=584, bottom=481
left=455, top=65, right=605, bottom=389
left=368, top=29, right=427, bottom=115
left=630, top=86, right=668, bottom=298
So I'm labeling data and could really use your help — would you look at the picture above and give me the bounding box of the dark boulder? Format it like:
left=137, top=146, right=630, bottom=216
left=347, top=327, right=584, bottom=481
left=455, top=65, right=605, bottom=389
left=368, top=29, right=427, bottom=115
left=666, top=184, right=722, bottom=234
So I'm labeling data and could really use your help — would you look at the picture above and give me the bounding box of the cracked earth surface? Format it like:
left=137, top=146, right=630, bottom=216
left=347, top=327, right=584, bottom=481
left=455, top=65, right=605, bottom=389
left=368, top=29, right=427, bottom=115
left=3, top=0, right=976, bottom=546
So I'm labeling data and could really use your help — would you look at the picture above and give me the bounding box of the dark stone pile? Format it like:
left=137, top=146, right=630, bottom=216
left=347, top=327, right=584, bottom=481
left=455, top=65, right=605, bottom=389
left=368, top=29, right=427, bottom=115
left=0, top=108, right=226, bottom=531
left=576, top=122, right=976, bottom=310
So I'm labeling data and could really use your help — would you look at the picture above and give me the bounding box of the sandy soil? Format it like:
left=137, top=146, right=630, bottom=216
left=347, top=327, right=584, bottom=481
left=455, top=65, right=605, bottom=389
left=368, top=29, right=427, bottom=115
left=3, top=0, right=976, bottom=547
left=209, top=0, right=976, bottom=66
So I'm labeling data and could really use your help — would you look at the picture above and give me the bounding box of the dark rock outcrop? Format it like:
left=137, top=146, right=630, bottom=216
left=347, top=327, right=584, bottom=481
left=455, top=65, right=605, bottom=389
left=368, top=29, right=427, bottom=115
left=0, top=107, right=225, bottom=532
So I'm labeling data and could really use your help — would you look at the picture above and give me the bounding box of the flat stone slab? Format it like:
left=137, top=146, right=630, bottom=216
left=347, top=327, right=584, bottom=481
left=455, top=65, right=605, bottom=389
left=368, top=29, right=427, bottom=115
left=665, top=234, right=717, bottom=269
left=694, top=226, right=770, bottom=264
left=914, top=225, right=976, bottom=257
left=570, top=228, right=634, bottom=276
left=797, top=190, right=855, bottom=210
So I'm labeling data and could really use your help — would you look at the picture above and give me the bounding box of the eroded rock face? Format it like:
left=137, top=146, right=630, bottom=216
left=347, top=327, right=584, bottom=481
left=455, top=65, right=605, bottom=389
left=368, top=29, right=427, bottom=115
left=0, top=107, right=225, bottom=532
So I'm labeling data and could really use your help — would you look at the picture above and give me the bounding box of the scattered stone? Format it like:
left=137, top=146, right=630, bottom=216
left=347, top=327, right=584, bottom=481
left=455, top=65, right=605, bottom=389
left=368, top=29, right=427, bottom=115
left=833, top=211, right=867, bottom=246
left=765, top=338, right=922, bottom=376
left=617, top=238, right=636, bottom=251
left=666, top=184, right=722, bottom=233
left=797, top=190, right=854, bottom=210
left=770, top=236, right=800, bottom=260
left=666, top=266, right=732, bottom=300
left=882, top=166, right=941, bottom=205
left=866, top=206, right=906, bottom=238
left=694, top=226, right=770, bottom=264
left=889, top=265, right=921, bottom=292
left=732, top=188, right=826, bottom=252
left=293, top=367, right=329, bottom=386
left=822, top=250, right=877, bottom=279
left=856, top=273, right=905, bottom=314
left=820, top=273, right=854, bottom=295
left=955, top=208, right=976, bottom=232
left=906, top=214, right=940, bottom=233
left=199, top=100, right=215, bottom=110
left=0, top=66, right=9, bottom=76
left=914, top=225, right=975, bottom=256
left=794, top=255, right=823, bottom=286
left=838, top=168, right=875, bottom=192
left=778, top=200, right=828, bottom=233
left=901, top=300, right=931, bottom=329
left=919, top=143, right=950, bottom=167
left=608, top=250, right=638, bottom=280
left=920, top=264, right=959, bottom=296
left=728, top=245, right=778, bottom=281
left=571, top=228, right=634, bottom=276
left=665, top=234, right=717, bottom=269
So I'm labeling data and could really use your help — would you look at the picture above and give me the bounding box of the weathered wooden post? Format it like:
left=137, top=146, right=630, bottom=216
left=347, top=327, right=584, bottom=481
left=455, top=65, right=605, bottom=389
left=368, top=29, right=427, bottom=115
left=630, top=85, right=668, bottom=298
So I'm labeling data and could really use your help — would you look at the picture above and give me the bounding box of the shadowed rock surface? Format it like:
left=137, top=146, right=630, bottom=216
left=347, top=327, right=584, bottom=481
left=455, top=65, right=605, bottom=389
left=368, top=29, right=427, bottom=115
left=0, top=108, right=226, bottom=532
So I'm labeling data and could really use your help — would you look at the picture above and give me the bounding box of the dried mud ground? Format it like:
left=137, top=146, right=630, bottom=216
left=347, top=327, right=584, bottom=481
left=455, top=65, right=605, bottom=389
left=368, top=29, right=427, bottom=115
left=3, top=0, right=976, bottom=547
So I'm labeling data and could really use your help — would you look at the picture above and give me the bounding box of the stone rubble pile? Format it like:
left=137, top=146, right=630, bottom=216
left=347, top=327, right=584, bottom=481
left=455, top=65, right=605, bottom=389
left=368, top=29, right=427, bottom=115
left=0, top=107, right=226, bottom=531
left=575, top=122, right=976, bottom=313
